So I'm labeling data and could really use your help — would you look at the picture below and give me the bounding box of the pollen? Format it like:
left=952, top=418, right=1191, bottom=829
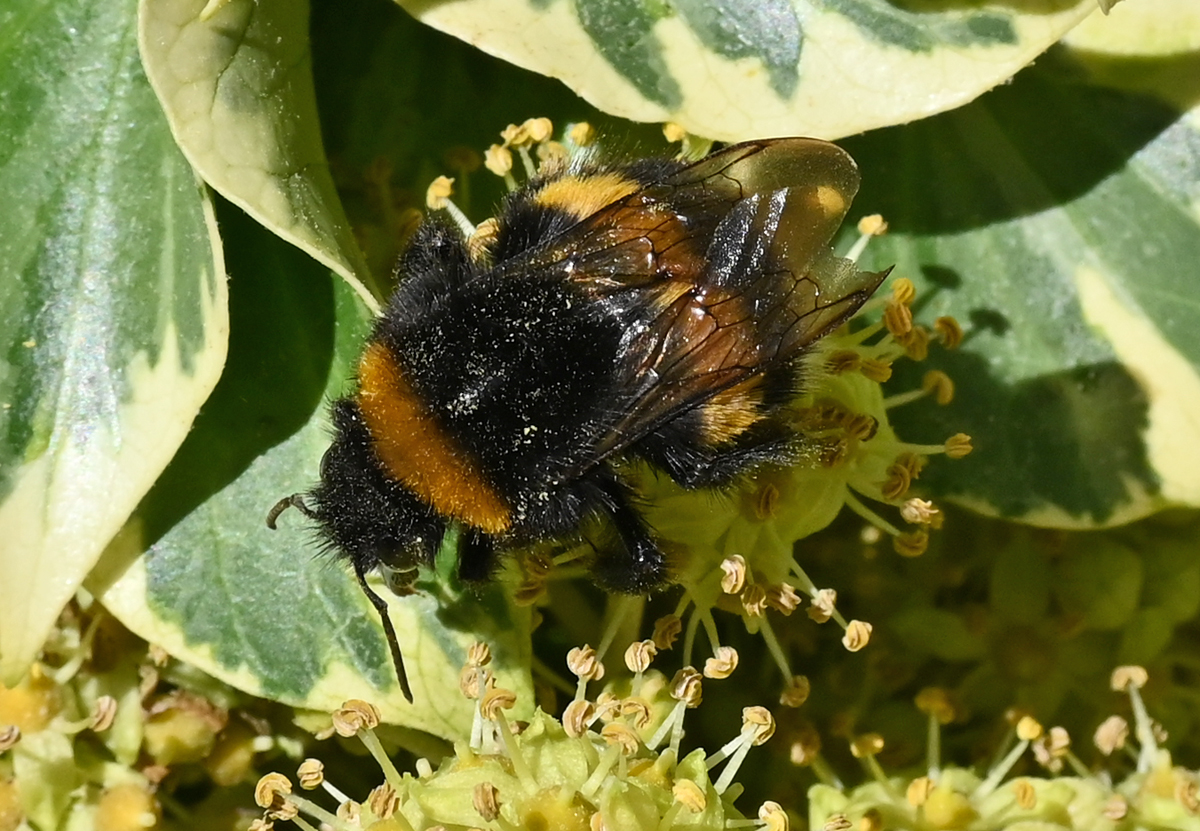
left=899, top=326, right=930, bottom=360
left=653, top=615, right=683, bottom=650
left=857, top=214, right=889, bottom=237
left=1014, top=779, right=1037, bottom=810
left=922, top=370, right=955, bottom=404
left=944, top=433, right=974, bottom=458
left=90, top=695, right=118, bottom=731
left=537, top=139, right=569, bottom=173
left=624, top=640, right=658, bottom=673
left=858, top=358, right=893, bottom=383
left=600, top=722, right=641, bottom=754
left=621, top=697, right=653, bottom=728
left=0, top=726, right=19, bottom=751
left=704, top=646, right=739, bottom=679
left=743, top=706, right=776, bottom=745
left=779, top=675, right=811, bottom=708
left=1111, top=665, right=1148, bottom=691
left=567, top=121, right=595, bottom=147
left=742, top=584, right=768, bottom=617
left=522, top=116, right=553, bottom=143
left=914, top=687, right=958, bottom=724
left=662, top=122, right=688, bottom=143
left=842, top=620, right=873, bottom=652
left=893, top=529, right=929, bottom=557
left=1016, top=716, right=1044, bottom=741
left=934, top=315, right=964, bottom=348
left=296, top=758, right=324, bottom=790
left=891, top=277, right=916, bottom=305
left=808, top=589, right=837, bottom=624
left=480, top=687, right=517, bottom=721
left=827, top=350, right=862, bottom=374
left=467, top=641, right=493, bottom=668
left=254, top=773, right=292, bottom=813
left=1093, top=715, right=1129, bottom=755
left=720, top=555, right=747, bottom=594
left=900, top=498, right=941, bottom=527
left=880, top=462, right=912, bottom=500
left=824, top=813, right=853, bottom=831
left=883, top=300, right=913, bottom=338
left=331, top=699, right=380, bottom=736
left=906, top=776, right=933, bottom=806
left=484, top=143, right=513, bottom=177
left=563, top=699, right=595, bottom=737
left=766, top=583, right=801, bottom=615
left=424, top=175, right=454, bottom=210
left=670, top=667, right=704, bottom=707
left=468, top=216, right=499, bottom=263
left=473, top=781, right=502, bottom=821
left=567, top=645, right=605, bottom=682
left=368, top=783, right=399, bottom=819
left=850, top=733, right=884, bottom=758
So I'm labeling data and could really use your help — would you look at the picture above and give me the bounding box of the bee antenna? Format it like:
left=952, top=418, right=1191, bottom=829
left=354, top=560, right=414, bottom=704
left=266, top=494, right=315, bottom=529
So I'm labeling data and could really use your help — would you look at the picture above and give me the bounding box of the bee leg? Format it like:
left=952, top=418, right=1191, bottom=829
left=591, top=478, right=667, bottom=594
left=457, top=529, right=498, bottom=582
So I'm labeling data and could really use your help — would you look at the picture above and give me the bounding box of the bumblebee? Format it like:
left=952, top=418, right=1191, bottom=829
left=270, top=138, right=888, bottom=701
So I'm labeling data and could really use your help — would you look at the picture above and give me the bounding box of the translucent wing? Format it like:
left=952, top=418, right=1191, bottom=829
left=494, top=138, right=888, bottom=469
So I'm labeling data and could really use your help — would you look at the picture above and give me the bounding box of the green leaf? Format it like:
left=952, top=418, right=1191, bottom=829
left=398, top=0, right=1093, bottom=140
left=990, top=535, right=1051, bottom=625
left=1118, top=606, right=1175, bottom=664
left=845, top=50, right=1200, bottom=526
left=91, top=205, right=533, bottom=735
left=1053, top=538, right=1143, bottom=631
left=1064, top=0, right=1200, bottom=58
left=1136, top=521, right=1200, bottom=623
left=138, top=0, right=380, bottom=311
left=0, top=0, right=227, bottom=683
left=888, top=607, right=986, bottom=661
left=307, top=0, right=618, bottom=283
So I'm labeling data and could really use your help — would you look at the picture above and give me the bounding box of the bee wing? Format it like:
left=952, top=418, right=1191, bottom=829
left=503, top=139, right=888, bottom=469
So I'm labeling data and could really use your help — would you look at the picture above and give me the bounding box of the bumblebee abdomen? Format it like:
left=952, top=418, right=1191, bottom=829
left=362, top=276, right=625, bottom=530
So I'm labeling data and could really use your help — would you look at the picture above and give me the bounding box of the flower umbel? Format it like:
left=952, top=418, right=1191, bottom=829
left=809, top=667, right=1198, bottom=831
left=252, top=644, right=780, bottom=831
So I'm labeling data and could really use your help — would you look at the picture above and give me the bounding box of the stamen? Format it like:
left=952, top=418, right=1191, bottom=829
left=841, top=492, right=903, bottom=538
left=1112, top=666, right=1157, bottom=772
left=975, top=716, right=1041, bottom=799
left=844, top=215, right=888, bottom=263
left=482, top=688, right=535, bottom=790
left=850, top=733, right=895, bottom=795
left=567, top=122, right=595, bottom=147
left=682, top=609, right=702, bottom=667
left=580, top=743, right=623, bottom=801
left=711, top=708, right=775, bottom=793
left=653, top=614, right=684, bottom=650
left=484, top=144, right=518, bottom=191
left=424, top=176, right=476, bottom=239
left=332, top=700, right=404, bottom=790
left=881, top=388, right=929, bottom=410
left=757, top=616, right=794, bottom=684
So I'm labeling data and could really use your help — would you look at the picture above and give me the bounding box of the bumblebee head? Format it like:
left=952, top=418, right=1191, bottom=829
left=306, top=398, right=444, bottom=574
left=266, top=398, right=443, bottom=703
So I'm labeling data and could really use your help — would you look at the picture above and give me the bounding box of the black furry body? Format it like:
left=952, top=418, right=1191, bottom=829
left=280, top=138, right=886, bottom=700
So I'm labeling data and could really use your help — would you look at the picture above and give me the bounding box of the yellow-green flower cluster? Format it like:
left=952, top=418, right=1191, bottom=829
left=0, top=600, right=162, bottom=831
left=0, top=598, right=287, bottom=831
left=252, top=643, right=785, bottom=831
left=808, top=667, right=1200, bottom=831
